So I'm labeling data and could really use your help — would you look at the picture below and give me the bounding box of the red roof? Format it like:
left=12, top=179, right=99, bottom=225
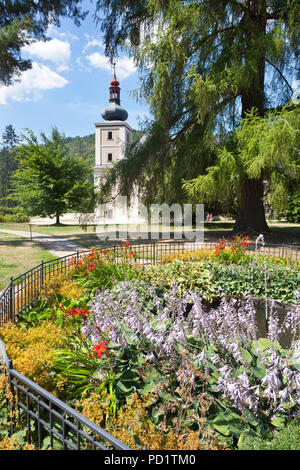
left=110, top=71, right=119, bottom=87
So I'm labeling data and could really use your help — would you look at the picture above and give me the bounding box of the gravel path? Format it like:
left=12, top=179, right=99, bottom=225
left=0, top=229, right=85, bottom=258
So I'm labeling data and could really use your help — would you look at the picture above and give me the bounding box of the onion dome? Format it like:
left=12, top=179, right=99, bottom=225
left=101, top=65, right=128, bottom=121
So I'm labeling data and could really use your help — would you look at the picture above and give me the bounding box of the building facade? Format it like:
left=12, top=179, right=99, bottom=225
left=93, top=68, right=143, bottom=225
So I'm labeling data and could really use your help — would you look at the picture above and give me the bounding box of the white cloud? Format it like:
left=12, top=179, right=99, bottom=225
left=56, top=31, right=79, bottom=41
left=0, top=62, right=69, bottom=104
left=47, top=24, right=79, bottom=41
left=56, top=64, right=71, bottom=72
left=76, top=56, right=91, bottom=73
left=22, top=39, right=71, bottom=71
left=86, top=52, right=111, bottom=72
left=82, top=39, right=104, bottom=53
left=85, top=53, right=136, bottom=79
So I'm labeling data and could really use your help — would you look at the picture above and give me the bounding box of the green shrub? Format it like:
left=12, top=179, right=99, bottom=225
left=212, top=263, right=300, bottom=304
left=73, top=261, right=143, bottom=293
left=143, top=260, right=300, bottom=304
left=240, top=421, right=300, bottom=450
left=143, top=260, right=219, bottom=301
left=0, top=212, right=30, bottom=223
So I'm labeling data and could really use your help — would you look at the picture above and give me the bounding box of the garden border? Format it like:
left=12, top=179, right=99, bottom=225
left=0, top=338, right=131, bottom=450
left=0, top=239, right=299, bottom=450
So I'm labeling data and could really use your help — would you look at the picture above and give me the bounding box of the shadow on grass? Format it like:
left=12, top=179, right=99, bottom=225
left=0, top=237, right=35, bottom=248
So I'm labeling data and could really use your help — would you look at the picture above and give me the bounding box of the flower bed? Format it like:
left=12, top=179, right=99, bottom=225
left=1, top=240, right=299, bottom=450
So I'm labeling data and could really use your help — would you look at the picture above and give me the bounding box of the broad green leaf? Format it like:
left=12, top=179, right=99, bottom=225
left=241, top=348, right=253, bottom=364
left=271, top=415, right=286, bottom=429
left=213, top=422, right=231, bottom=436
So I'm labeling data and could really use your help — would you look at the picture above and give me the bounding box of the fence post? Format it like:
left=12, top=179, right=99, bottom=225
left=9, top=277, right=14, bottom=323
left=153, top=241, right=156, bottom=265
left=41, top=260, right=44, bottom=289
left=7, top=358, right=15, bottom=436
left=282, top=243, right=285, bottom=258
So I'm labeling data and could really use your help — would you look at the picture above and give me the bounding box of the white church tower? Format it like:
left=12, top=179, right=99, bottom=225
left=94, top=66, right=134, bottom=223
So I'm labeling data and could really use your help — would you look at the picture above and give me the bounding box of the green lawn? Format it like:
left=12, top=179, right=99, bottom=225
left=0, top=232, right=54, bottom=290
left=0, top=222, right=98, bottom=236
left=1, top=220, right=300, bottom=248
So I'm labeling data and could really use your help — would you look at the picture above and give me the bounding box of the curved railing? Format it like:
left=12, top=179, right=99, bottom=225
left=0, top=339, right=130, bottom=450
left=1, top=240, right=299, bottom=326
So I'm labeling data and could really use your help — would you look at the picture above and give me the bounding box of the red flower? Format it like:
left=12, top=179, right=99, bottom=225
left=128, top=251, right=134, bottom=257
left=65, top=307, right=90, bottom=317
left=92, top=341, right=109, bottom=359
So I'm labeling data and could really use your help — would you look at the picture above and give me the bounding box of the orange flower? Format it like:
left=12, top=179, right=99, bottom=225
left=92, top=341, right=109, bottom=359
left=66, top=307, right=90, bottom=317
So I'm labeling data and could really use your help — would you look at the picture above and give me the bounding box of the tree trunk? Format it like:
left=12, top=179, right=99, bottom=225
left=234, top=175, right=269, bottom=233
left=234, top=0, right=269, bottom=234
left=55, top=213, right=60, bottom=225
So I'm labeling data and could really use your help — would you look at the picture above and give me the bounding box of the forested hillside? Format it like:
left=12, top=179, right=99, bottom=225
left=65, top=130, right=144, bottom=164
left=65, top=134, right=95, bottom=165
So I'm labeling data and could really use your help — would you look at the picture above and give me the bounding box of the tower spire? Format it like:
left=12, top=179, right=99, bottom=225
left=109, top=63, right=120, bottom=105
left=101, top=63, right=128, bottom=121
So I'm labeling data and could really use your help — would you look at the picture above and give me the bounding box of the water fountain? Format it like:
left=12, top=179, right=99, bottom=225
left=252, top=234, right=269, bottom=333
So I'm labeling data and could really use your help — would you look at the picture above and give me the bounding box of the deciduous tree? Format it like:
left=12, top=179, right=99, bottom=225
left=13, top=128, right=95, bottom=224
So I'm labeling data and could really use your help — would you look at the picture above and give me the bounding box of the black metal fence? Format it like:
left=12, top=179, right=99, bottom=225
left=1, top=240, right=299, bottom=326
left=0, top=239, right=299, bottom=449
left=0, top=339, right=130, bottom=450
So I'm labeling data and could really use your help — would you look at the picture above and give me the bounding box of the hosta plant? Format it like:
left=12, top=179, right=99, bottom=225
left=78, top=281, right=300, bottom=448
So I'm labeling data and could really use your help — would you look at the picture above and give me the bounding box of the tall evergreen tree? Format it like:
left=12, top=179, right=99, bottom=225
left=183, top=105, right=300, bottom=226
left=95, top=0, right=299, bottom=232
left=2, top=124, right=19, bottom=148
left=0, top=124, right=19, bottom=213
left=0, top=1, right=86, bottom=85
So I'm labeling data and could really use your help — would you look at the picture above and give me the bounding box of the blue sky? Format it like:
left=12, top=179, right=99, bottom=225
left=0, top=1, right=151, bottom=139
